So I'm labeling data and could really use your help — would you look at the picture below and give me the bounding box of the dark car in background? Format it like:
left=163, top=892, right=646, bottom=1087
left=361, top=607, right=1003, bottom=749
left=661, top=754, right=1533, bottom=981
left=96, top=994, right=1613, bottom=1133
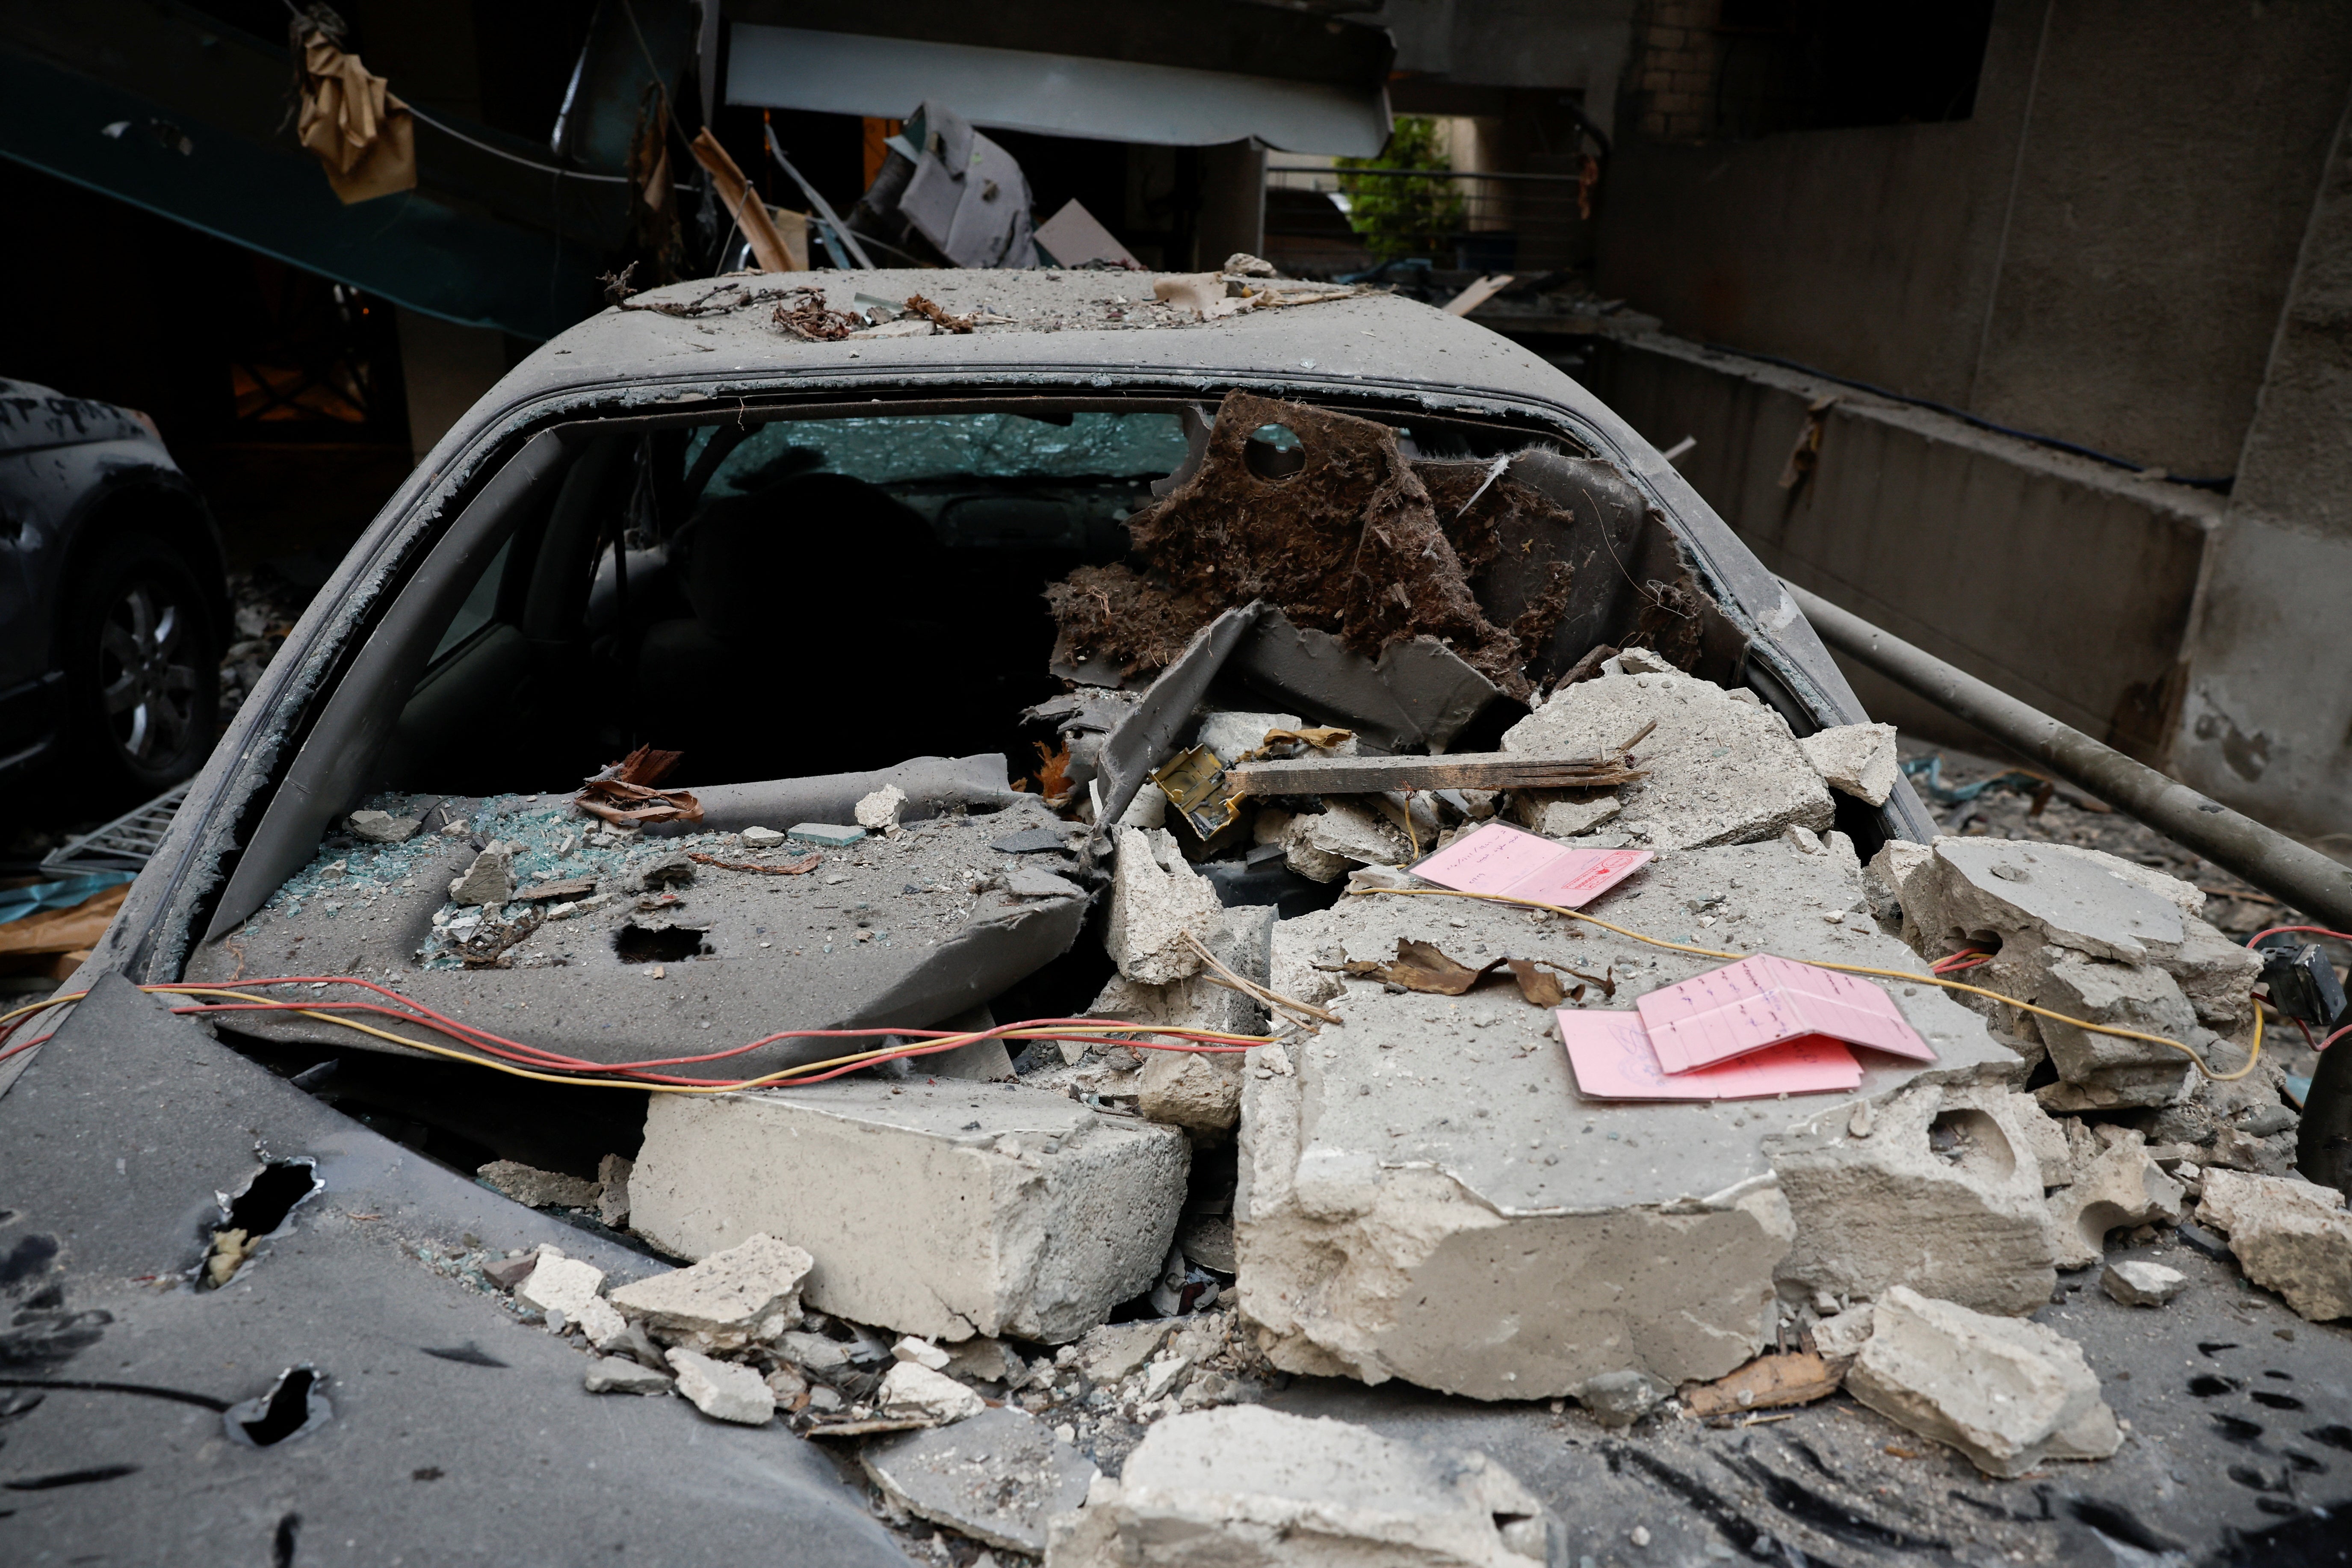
left=0, top=379, right=225, bottom=802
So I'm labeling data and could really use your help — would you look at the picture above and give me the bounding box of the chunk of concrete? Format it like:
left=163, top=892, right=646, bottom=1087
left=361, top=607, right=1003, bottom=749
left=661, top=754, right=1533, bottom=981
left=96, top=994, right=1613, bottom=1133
left=2007, top=1093, right=2074, bottom=1188
left=1077, top=1320, right=1173, bottom=1383
left=449, top=842, right=517, bottom=906
left=1105, top=827, right=1221, bottom=984
left=514, top=1251, right=605, bottom=1320
left=1501, top=670, right=1834, bottom=850
left=1844, top=1287, right=2121, bottom=1477
left=1083, top=905, right=1274, bottom=1047
left=608, top=1232, right=814, bottom=1351
left=2101, top=1260, right=2187, bottom=1306
left=1282, top=800, right=1407, bottom=884
left=595, top=1152, right=632, bottom=1228
left=1509, top=791, right=1621, bottom=840
left=741, top=826, right=786, bottom=848
left=2195, top=1169, right=2352, bottom=1321
left=2011, top=944, right=2200, bottom=1106
left=348, top=808, right=422, bottom=844
left=666, top=1347, right=775, bottom=1425
left=865, top=1406, right=1098, bottom=1556
left=1576, top=1369, right=1666, bottom=1428
left=855, top=785, right=908, bottom=831
left=1244, top=837, right=2023, bottom=1399
left=2045, top=1131, right=2186, bottom=1270
left=1811, top=1308, right=1874, bottom=1361
left=476, top=1159, right=601, bottom=1210
left=1766, top=1084, right=2058, bottom=1315
left=2164, top=915, right=2263, bottom=1033
left=1798, top=723, right=1899, bottom=806
left=1196, top=710, right=1303, bottom=762
left=879, top=1361, right=985, bottom=1425
left=630, top=1081, right=1189, bottom=1343
left=1138, top=1050, right=1244, bottom=1133
left=1043, top=1406, right=1552, bottom=1567
left=573, top=1294, right=630, bottom=1350
left=1918, top=839, right=2185, bottom=964
left=585, top=1355, right=673, bottom=1394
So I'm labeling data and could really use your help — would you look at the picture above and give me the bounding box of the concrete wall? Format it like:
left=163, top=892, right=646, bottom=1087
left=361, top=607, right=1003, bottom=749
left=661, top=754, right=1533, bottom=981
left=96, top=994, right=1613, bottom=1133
left=1375, top=0, right=1637, bottom=130
left=1579, top=328, right=2222, bottom=765
left=2171, top=90, right=2352, bottom=843
left=1596, top=0, right=2352, bottom=477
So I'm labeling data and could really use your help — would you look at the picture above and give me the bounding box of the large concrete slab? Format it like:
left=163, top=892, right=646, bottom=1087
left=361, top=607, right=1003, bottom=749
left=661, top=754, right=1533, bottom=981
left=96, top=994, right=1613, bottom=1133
left=631, top=1081, right=1188, bottom=1344
left=1239, top=836, right=2024, bottom=1400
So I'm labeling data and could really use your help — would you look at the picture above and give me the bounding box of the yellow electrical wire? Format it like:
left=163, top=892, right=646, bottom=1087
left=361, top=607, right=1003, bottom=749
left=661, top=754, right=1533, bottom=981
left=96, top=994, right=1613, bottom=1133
left=1351, top=885, right=2264, bottom=1082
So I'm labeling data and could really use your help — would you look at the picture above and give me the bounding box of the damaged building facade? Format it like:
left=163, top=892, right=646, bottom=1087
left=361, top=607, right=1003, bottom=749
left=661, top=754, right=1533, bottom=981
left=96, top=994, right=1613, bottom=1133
left=0, top=269, right=2344, bottom=1562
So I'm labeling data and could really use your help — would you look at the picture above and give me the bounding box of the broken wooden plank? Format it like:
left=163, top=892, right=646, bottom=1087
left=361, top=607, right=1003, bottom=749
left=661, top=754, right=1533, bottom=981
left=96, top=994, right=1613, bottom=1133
left=1681, top=1351, right=1843, bottom=1419
left=1225, top=751, right=1646, bottom=797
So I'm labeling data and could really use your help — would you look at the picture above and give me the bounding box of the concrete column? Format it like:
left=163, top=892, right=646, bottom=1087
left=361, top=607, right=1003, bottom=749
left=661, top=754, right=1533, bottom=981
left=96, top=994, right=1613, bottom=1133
left=1195, top=139, right=1267, bottom=269
left=2169, top=88, right=2352, bottom=842
left=396, top=308, right=508, bottom=467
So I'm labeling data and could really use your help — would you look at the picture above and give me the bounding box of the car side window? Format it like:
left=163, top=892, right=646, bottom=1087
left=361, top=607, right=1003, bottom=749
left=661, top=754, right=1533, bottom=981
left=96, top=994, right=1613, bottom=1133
left=426, top=537, right=511, bottom=664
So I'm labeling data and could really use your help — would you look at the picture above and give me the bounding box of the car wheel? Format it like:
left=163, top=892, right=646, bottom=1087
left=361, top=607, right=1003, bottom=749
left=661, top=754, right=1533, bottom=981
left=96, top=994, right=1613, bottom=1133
left=62, top=532, right=221, bottom=802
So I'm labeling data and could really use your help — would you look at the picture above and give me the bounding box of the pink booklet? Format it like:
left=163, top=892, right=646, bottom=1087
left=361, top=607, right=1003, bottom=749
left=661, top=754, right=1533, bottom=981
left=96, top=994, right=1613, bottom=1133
left=1557, top=1008, right=1862, bottom=1100
left=1632, top=954, right=1935, bottom=1075
left=1411, top=820, right=1652, bottom=909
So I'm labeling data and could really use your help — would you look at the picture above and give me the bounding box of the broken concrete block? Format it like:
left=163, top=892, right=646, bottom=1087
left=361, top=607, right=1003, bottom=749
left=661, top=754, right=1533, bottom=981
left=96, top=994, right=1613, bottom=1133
left=788, top=822, right=865, bottom=848
left=1509, top=790, right=1621, bottom=840
left=448, top=842, right=516, bottom=906
left=2101, top=1260, right=2187, bottom=1306
left=1811, top=1308, right=1874, bottom=1361
left=1008, top=866, right=1087, bottom=900
left=1576, top=1369, right=1666, bottom=1428
left=943, top=1337, right=1017, bottom=1383
left=1918, top=839, right=2185, bottom=964
left=1078, top=1321, right=1173, bottom=1384
left=1501, top=670, right=1834, bottom=850
left=1612, top=646, right=1677, bottom=676
left=607, top=1232, right=812, bottom=1351
left=1797, top=722, right=1899, bottom=806
left=2008, top=1094, right=2074, bottom=1188
left=1179, top=1214, right=1235, bottom=1274
left=595, top=1153, right=632, bottom=1228
left=879, top=1361, right=985, bottom=1425
left=1138, top=1050, right=1244, bottom=1134
left=584, top=1355, right=673, bottom=1395
left=1867, top=839, right=1937, bottom=948
left=1117, top=782, right=1169, bottom=830
left=514, top=1251, right=606, bottom=1320
left=2045, top=1131, right=2186, bottom=1270
left=893, top=1335, right=951, bottom=1370
left=866, top=1406, right=1097, bottom=1556
left=666, top=1347, right=775, bottom=1425
left=1281, top=800, right=1409, bottom=884
left=631, top=1081, right=1188, bottom=1343
left=1844, top=1286, right=2121, bottom=1477
left=1767, top=1084, right=2057, bottom=1315
left=1104, top=827, right=1221, bottom=984
left=2195, top=1170, right=2352, bottom=1321
left=2012, top=944, right=2199, bottom=1106
left=1246, top=836, right=2023, bottom=1399
left=574, top=1295, right=630, bottom=1350
left=476, top=1159, right=601, bottom=1210
left=856, top=785, right=908, bottom=831
left=1043, top=1406, right=1552, bottom=1567
left=740, top=826, right=786, bottom=847
left=1197, top=710, right=1303, bottom=762
left=2163, top=915, right=2263, bottom=1033
left=348, top=808, right=422, bottom=844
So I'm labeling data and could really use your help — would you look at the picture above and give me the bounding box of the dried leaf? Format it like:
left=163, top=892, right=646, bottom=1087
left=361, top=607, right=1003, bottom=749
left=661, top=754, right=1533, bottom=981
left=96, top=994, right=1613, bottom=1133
left=1681, top=1352, right=1842, bottom=1419
left=905, top=294, right=974, bottom=333
left=687, top=852, right=821, bottom=876
left=1506, top=958, right=1565, bottom=1008
left=1342, top=938, right=1504, bottom=996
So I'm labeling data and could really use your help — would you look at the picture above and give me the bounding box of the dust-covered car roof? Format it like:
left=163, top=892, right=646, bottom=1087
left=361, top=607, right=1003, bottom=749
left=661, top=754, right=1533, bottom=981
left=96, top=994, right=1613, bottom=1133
left=483, top=268, right=1614, bottom=429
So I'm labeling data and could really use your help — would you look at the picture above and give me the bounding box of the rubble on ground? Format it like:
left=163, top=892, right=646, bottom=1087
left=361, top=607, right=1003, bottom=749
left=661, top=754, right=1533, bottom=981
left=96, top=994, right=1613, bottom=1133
left=1842, top=1286, right=2122, bottom=1476
left=865, top=1406, right=1098, bottom=1555
left=2195, top=1169, right=2352, bottom=1320
left=1043, top=1406, right=1555, bottom=1567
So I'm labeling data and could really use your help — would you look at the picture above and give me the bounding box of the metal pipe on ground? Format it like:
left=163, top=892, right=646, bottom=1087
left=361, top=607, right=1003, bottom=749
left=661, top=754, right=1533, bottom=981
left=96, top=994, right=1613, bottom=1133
left=1782, top=579, right=2352, bottom=933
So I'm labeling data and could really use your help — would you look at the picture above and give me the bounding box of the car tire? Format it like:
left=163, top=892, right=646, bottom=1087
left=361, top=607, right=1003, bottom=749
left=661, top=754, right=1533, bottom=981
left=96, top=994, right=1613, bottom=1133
left=60, top=531, right=222, bottom=804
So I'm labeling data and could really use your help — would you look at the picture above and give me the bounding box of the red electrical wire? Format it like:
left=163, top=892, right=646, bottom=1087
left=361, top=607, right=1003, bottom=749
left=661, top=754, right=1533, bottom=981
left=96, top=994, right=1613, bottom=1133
left=2245, top=924, right=2352, bottom=948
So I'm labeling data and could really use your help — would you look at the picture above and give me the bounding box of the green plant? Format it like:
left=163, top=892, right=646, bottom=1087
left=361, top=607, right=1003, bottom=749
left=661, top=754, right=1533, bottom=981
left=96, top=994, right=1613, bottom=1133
left=1336, top=117, right=1464, bottom=262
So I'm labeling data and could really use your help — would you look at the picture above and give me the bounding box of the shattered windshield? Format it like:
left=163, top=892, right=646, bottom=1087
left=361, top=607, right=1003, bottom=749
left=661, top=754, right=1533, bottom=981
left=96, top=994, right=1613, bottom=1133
left=696, top=410, right=1190, bottom=495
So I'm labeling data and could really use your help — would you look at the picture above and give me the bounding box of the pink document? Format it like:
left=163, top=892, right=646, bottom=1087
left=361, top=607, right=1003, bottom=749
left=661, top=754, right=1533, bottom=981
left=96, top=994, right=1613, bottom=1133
left=1557, top=1008, right=1862, bottom=1101
left=1410, top=821, right=1652, bottom=908
left=1633, top=954, right=1935, bottom=1075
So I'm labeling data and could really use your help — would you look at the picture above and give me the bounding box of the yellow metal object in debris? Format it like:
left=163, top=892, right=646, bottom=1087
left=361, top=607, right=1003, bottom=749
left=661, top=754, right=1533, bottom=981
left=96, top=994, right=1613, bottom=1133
left=1151, top=745, right=1241, bottom=838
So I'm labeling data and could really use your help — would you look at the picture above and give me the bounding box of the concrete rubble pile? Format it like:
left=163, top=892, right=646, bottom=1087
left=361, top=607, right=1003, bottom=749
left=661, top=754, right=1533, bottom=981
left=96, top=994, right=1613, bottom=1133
left=230, top=388, right=2337, bottom=1558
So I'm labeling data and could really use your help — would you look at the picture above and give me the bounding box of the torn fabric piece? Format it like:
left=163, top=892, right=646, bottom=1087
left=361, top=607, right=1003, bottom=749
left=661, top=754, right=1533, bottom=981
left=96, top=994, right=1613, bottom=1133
left=294, top=29, right=415, bottom=203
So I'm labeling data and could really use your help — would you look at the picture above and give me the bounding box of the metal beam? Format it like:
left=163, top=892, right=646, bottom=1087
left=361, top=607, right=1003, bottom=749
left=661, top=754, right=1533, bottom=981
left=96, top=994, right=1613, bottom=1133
left=1784, top=579, right=2352, bottom=931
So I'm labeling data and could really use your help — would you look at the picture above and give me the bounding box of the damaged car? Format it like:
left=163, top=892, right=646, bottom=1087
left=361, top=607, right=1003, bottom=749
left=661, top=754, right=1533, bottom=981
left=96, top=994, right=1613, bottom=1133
left=2, top=268, right=2326, bottom=1562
